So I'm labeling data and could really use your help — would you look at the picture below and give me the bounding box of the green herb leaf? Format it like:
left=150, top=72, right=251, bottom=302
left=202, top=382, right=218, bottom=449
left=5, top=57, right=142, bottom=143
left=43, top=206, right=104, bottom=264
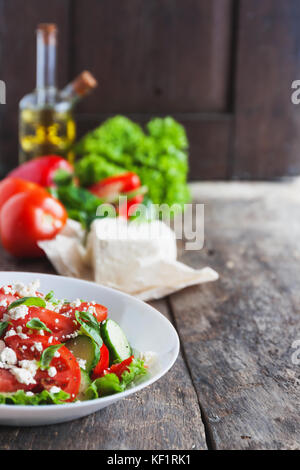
left=53, top=168, right=73, bottom=186
left=26, top=318, right=52, bottom=334
left=75, top=311, right=103, bottom=348
left=8, top=297, right=46, bottom=311
left=45, top=291, right=55, bottom=302
left=0, top=321, right=9, bottom=338
left=39, top=344, right=64, bottom=370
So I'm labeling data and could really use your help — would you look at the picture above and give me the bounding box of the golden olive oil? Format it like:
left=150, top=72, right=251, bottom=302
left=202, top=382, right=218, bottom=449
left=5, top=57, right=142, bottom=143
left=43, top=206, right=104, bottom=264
left=19, top=107, right=76, bottom=163
left=18, top=23, right=97, bottom=164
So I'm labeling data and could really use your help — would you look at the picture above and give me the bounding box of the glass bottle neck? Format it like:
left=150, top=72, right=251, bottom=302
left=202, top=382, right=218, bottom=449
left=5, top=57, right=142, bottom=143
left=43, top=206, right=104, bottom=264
left=36, top=26, right=57, bottom=104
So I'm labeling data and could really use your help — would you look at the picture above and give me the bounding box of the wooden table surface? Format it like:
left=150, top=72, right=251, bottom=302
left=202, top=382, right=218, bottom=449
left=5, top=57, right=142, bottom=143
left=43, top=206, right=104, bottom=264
left=0, top=180, right=299, bottom=450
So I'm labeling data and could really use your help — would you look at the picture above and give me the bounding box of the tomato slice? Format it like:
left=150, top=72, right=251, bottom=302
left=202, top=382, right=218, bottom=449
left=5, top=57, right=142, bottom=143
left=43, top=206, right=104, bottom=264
left=8, top=306, right=78, bottom=342
left=92, top=344, right=110, bottom=380
left=0, top=369, right=35, bottom=393
left=59, top=301, right=108, bottom=324
left=5, top=334, right=57, bottom=361
left=5, top=334, right=80, bottom=401
left=35, top=346, right=80, bottom=401
left=103, top=356, right=134, bottom=379
left=119, top=194, right=144, bottom=219
left=89, top=172, right=141, bottom=200
left=0, top=289, right=19, bottom=321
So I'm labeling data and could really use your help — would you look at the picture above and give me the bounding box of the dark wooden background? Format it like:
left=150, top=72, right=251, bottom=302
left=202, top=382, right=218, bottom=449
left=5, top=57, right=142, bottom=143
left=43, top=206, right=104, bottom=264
left=1, top=0, right=300, bottom=181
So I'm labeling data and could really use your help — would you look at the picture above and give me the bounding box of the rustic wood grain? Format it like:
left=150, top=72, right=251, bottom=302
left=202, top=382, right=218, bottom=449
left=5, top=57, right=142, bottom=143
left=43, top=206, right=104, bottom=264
left=0, top=288, right=206, bottom=449
left=73, top=0, right=233, bottom=114
left=169, top=181, right=300, bottom=449
left=0, top=0, right=71, bottom=174
left=233, top=0, right=300, bottom=179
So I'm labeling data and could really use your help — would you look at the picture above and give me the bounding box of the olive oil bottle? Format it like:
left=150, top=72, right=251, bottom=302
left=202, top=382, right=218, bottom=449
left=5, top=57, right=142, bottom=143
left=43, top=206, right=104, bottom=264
left=19, top=24, right=97, bottom=164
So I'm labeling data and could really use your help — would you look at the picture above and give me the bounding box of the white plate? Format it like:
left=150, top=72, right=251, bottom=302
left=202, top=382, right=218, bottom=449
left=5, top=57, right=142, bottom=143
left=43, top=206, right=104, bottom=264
left=0, top=271, right=179, bottom=426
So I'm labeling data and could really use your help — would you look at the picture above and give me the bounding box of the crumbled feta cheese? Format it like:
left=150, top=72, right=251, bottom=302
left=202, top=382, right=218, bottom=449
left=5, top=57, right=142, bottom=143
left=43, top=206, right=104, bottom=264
left=4, top=329, right=17, bottom=339
left=33, top=342, right=43, bottom=353
left=48, top=336, right=53, bottom=344
left=11, top=366, right=36, bottom=385
left=0, top=347, right=17, bottom=365
left=16, top=326, right=29, bottom=340
left=54, top=351, right=60, bottom=358
left=13, top=280, right=40, bottom=297
left=63, top=331, right=79, bottom=340
left=48, top=366, right=57, bottom=378
left=39, top=330, right=45, bottom=336
left=78, top=359, right=86, bottom=370
left=18, top=360, right=38, bottom=377
left=0, top=340, right=5, bottom=353
left=139, top=351, right=158, bottom=368
left=26, top=391, right=34, bottom=396
left=70, top=298, right=81, bottom=308
left=0, top=299, right=8, bottom=307
left=3, top=285, right=15, bottom=295
left=87, top=306, right=96, bottom=315
left=49, top=386, right=61, bottom=394
left=8, top=305, right=29, bottom=320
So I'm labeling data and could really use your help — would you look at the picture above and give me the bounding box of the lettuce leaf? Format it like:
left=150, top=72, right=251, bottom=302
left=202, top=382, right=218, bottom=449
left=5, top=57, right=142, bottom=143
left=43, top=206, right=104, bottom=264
left=0, top=389, right=70, bottom=405
left=120, top=358, right=148, bottom=388
left=85, top=358, right=148, bottom=400
left=74, top=115, right=190, bottom=209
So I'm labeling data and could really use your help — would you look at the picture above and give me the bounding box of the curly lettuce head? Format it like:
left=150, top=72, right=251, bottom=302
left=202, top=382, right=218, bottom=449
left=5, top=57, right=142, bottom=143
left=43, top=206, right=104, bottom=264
left=75, top=116, right=191, bottom=209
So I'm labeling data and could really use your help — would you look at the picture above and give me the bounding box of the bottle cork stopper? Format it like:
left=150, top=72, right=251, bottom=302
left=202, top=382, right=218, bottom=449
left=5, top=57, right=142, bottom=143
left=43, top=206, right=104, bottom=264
left=37, top=23, right=57, bottom=44
left=72, top=71, right=98, bottom=97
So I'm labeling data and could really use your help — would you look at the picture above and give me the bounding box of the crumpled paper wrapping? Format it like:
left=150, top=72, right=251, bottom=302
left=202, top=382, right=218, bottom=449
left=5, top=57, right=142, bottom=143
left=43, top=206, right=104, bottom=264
left=39, top=218, right=218, bottom=301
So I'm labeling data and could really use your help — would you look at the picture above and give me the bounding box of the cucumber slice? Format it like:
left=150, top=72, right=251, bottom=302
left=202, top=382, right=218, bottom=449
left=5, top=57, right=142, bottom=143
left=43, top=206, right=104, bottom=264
left=100, top=319, right=132, bottom=364
left=77, top=369, right=92, bottom=401
left=65, top=335, right=99, bottom=372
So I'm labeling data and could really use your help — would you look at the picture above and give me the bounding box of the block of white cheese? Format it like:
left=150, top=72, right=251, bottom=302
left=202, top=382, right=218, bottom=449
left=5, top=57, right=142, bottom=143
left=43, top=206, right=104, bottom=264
left=86, top=218, right=177, bottom=291
left=86, top=218, right=218, bottom=298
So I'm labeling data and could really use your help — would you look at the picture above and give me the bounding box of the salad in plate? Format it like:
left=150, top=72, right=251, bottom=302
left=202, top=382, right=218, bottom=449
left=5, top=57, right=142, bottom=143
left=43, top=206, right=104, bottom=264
left=0, top=280, right=155, bottom=405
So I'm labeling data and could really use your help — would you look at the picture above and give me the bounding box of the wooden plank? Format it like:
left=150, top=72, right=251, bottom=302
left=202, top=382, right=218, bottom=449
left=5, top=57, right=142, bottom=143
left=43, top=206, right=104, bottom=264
left=75, top=112, right=233, bottom=180
left=73, top=0, right=233, bottom=114
left=169, top=181, right=300, bottom=449
left=0, top=267, right=206, bottom=449
left=0, top=0, right=71, bottom=176
left=233, top=0, right=300, bottom=179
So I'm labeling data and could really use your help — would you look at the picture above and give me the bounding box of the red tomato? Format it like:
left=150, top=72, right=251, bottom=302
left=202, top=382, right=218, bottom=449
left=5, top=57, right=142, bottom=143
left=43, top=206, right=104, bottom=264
left=35, top=346, right=80, bottom=401
left=59, top=301, right=108, bottom=324
left=0, top=188, right=67, bottom=258
left=0, top=288, right=19, bottom=320
left=9, top=306, right=78, bottom=342
left=8, top=156, right=74, bottom=188
left=118, top=194, right=144, bottom=219
left=0, top=177, right=41, bottom=211
left=5, top=334, right=80, bottom=400
left=5, top=334, right=57, bottom=361
left=92, top=344, right=110, bottom=379
left=103, top=356, right=134, bottom=379
left=0, top=369, right=34, bottom=393
left=89, top=172, right=141, bottom=201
